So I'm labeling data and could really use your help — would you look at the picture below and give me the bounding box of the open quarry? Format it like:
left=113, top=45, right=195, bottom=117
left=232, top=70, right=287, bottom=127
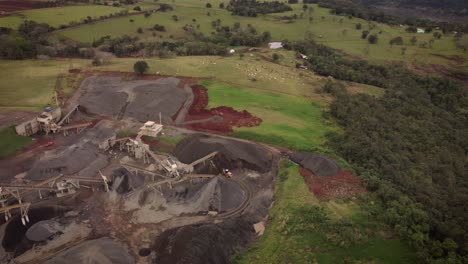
left=0, top=73, right=363, bottom=263
left=0, top=75, right=279, bottom=263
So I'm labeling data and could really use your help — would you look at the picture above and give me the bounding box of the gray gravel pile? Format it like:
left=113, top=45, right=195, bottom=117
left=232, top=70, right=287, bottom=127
left=174, top=134, right=271, bottom=173
left=163, top=176, right=244, bottom=213
left=289, top=152, right=339, bottom=176
left=79, top=76, right=187, bottom=122
left=26, top=142, right=107, bottom=180
left=25, top=220, right=63, bottom=242
left=45, top=237, right=134, bottom=264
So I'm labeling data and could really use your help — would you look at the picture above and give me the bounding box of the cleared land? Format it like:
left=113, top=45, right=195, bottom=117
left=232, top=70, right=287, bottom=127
left=0, top=59, right=88, bottom=110
left=233, top=161, right=416, bottom=264
left=0, top=5, right=128, bottom=28
left=58, top=0, right=467, bottom=69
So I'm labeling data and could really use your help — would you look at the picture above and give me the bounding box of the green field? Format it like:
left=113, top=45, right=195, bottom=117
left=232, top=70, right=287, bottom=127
left=0, top=5, right=128, bottom=28
left=0, top=126, right=32, bottom=159
left=233, top=161, right=416, bottom=264
left=0, top=59, right=88, bottom=110
left=98, top=54, right=330, bottom=100
left=57, top=0, right=467, bottom=68
left=0, top=54, right=377, bottom=112
left=201, top=80, right=333, bottom=151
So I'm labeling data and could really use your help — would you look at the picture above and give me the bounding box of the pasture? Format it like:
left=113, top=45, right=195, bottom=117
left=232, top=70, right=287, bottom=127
left=0, top=59, right=88, bottom=110
left=201, top=80, right=333, bottom=151
left=57, top=0, right=466, bottom=69
left=0, top=5, right=128, bottom=28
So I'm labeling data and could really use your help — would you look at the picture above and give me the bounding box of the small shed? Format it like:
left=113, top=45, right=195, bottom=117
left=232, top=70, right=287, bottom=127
left=417, top=28, right=425, bottom=34
left=139, top=121, right=163, bottom=138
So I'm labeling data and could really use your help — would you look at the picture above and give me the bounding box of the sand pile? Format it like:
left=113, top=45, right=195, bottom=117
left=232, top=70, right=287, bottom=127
left=44, top=237, right=134, bottom=264
left=25, top=220, right=63, bottom=242
left=289, top=152, right=339, bottom=176
left=79, top=76, right=187, bottom=122
left=163, top=176, right=245, bottom=214
left=174, top=134, right=271, bottom=173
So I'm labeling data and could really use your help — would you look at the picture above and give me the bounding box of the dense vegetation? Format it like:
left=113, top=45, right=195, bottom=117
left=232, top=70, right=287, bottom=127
left=303, top=0, right=468, bottom=33
left=360, top=0, right=468, bottom=16
left=285, top=39, right=468, bottom=262
left=227, top=0, right=292, bottom=17
left=93, top=23, right=271, bottom=57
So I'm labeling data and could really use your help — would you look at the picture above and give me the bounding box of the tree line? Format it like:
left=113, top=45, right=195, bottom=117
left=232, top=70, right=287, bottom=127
left=226, top=0, right=292, bottom=17
left=285, top=38, right=468, bottom=263
left=302, top=0, right=468, bottom=33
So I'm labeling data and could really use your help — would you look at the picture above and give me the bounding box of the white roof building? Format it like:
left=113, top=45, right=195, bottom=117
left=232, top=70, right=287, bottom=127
left=268, top=42, right=283, bottom=49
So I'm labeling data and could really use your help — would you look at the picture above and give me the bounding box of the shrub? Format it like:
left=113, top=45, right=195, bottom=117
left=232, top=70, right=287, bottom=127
left=134, top=60, right=149, bottom=74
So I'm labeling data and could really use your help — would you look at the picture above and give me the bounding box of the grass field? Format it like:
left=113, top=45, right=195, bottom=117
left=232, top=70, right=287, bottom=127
left=201, top=80, right=333, bottom=151
left=98, top=54, right=330, bottom=100
left=57, top=0, right=467, bottom=68
left=0, top=126, right=32, bottom=159
left=0, top=5, right=129, bottom=28
left=233, top=161, right=416, bottom=264
left=0, top=53, right=378, bottom=112
left=0, top=59, right=88, bottom=110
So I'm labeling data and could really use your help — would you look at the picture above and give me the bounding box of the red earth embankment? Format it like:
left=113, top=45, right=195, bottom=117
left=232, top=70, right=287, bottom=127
left=184, top=84, right=262, bottom=134
left=299, top=167, right=366, bottom=199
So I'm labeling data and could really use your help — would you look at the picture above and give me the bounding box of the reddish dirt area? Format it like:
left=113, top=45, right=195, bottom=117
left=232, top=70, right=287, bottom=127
left=299, top=167, right=366, bottom=200
left=184, top=84, right=262, bottom=134
left=0, top=0, right=58, bottom=12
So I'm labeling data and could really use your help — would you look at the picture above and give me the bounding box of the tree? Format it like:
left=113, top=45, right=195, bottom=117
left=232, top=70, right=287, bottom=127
left=134, top=61, right=149, bottom=74
left=137, top=27, right=143, bottom=33
left=355, top=23, right=362, bottom=30
left=368, top=34, right=378, bottom=44
left=144, top=12, right=151, bottom=18
left=133, top=6, right=141, bottom=11
left=288, top=0, right=298, bottom=3
left=361, top=30, right=369, bottom=39
left=411, top=36, right=417, bottom=45
left=219, top=2, right=224, bottom=8
left=389, top=36, right=403, bottom=46
left=272, top=53, right=279, bottom=61
left=206, top=2, right=212, bottom=8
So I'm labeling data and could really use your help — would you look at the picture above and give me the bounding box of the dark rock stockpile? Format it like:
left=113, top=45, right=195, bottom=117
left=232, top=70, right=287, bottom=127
left=289, top=152, right=339, bottom=176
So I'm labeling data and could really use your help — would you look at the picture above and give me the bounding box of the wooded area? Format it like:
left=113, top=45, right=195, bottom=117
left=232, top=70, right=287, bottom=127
left=285, top=39, right=468, bottom=263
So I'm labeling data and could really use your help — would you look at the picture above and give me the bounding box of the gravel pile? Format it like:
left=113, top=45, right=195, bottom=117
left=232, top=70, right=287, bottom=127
left=25, top=220, right=63, bottom=242
left=174, top=134, right=271, bottom=173
left=79, top=76, right=187, bottom=122
left=289, top=152, right=339, bottom=176
left=45, top=237, right=134, bottom=264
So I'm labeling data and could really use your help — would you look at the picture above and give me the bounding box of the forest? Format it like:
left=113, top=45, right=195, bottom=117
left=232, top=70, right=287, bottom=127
left=285, top=39, right=468, bottom=263
left=303, top=0, right=468, bottom=33
left=226, top=0, right=292, bottom=17
left=360, top=0, right=468, bottom=16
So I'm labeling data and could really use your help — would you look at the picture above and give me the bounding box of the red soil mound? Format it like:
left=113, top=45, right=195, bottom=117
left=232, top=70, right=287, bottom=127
left=185, top=85, right=262, bottom=134
left=0, top=0, right=58, bottom=12
left=299, top=167, right=366, bottom=200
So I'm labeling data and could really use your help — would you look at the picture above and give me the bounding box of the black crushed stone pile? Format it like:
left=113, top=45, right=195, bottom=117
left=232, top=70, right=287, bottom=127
left=289, top=152, right=340, bottom=176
